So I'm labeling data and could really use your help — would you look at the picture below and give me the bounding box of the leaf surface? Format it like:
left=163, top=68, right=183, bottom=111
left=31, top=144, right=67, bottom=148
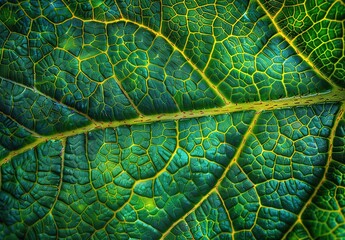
left=0, top=0, right=344, bottom=239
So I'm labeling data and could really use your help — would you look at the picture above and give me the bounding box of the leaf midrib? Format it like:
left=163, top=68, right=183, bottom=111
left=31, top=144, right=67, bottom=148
left=1, top=88, right=344, bottom=166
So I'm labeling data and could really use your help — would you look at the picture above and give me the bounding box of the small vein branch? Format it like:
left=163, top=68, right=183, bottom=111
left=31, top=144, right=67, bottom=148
left=0, top=109, right=42, bottom=137
left=1, top=77, right=96, bottom=125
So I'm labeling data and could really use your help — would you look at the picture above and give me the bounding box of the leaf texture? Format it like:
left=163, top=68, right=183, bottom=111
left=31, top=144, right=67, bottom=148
left=0, top=0, right=344, bottom=239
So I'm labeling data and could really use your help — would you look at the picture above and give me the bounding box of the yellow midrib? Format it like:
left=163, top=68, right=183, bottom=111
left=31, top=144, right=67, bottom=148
left=0, top=88, right=344, bottom=166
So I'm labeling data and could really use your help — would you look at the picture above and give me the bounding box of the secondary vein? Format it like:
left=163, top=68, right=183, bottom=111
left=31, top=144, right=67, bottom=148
left=257, top=0, right=339, bottom=89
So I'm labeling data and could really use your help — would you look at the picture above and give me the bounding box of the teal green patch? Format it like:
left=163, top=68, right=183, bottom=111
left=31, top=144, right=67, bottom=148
left=0, top=141, right=62, bottom=238
left=167, top=192, right=232, bottom=239
left=332, top=115, right=345, bottom=163
left=234, top=103, right=339, bottom=238
left=29, top=17, right=57, bottom=62
left=273, top=0, right=345, bottom=87
left=218, top=164, right=259, bottom=233
left=165, top=220, right=194, bottom=239
left=259, top=0, right=284, bottom=15
left=108, top=21, right=224, bottom=114
left=206, top=1, right=331, bottom=102
left=0, top=33, right=34, bottom=86
left=56, top=19, right=83, bottom=56
left=65, top=111, right=254, bottom=236
left=65, top=0, right=121, bottom=21
left=0, top=22, right=9, bottom=51
left=255, top=36, right=330, bottom=100
left=35, top=49, right=138, bottom=121
left=285, top=223, right=310, bottom=240
left=300, top=111, right=345, bottom=239
left=40, top=0, right=72, bottom=23
left=80, top=21, right=107, bottom=59
left=118, top=0, right=161, bottom=31
left=25, top=214, right=57, bottom=240
left=183, top=1, right=216, bottom=69
left=0, top=3, right=31, bottom=35
left=35, top=48, right=81, bottom=101
left=186, top=193, right=232, bottom=238
left=106, top=217, right=162, bottom=239
left=117, top=121, right=177, bottom=179
left=81, top=54, right=113, bottom=82
left=20, top=0, right=42, bottom=18
left=179, top=111, right=255, bottom=166
left=0, top=146, right=9, bottom=160
left=54, top=133, right=129, bottom=238
left=113, top=111, right=254, bottom=233
left=163, top=0, right=217, bottom=69
left=253, top=207, right=296, bottom=239
left=0, top=77, right=90, bottom=135
left=302, top=186, right=345, bottom=239
left=162, top=0, right=189, bottom=49
left=240, top=104, right=338, bottom=184
left=0, top=113, right=37, bottom=151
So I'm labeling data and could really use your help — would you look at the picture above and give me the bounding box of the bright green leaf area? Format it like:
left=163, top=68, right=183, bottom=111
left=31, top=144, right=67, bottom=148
left=0, top=0, right=344, bottom=239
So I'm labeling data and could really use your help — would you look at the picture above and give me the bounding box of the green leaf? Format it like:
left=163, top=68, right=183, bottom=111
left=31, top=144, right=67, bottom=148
left=0, top=0, right=344, bottom=239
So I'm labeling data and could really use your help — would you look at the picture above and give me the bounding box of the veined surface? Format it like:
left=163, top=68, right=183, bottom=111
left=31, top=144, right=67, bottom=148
left=0, top=0, right=344, bottom=239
